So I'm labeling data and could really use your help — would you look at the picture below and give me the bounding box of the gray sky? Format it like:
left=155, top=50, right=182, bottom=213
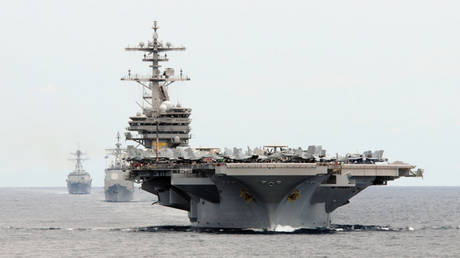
left=1, top=0, right=458, bottom=186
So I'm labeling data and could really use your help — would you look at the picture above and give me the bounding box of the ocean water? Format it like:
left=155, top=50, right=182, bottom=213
left=1, top=187, right=459, bottom=257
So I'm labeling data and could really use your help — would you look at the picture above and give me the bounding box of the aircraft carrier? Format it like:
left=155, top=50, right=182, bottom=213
left=104, top=133, right=134, bottom=202
left=121, top=21, right=424, bottom=230
left=66, top=149, right=92, bottom=194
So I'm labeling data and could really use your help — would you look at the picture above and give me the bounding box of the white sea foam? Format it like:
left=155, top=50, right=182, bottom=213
left=273, top=225, right=298, bottom=232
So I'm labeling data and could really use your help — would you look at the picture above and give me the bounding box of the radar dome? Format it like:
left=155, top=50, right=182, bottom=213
left=159, top=103, right=167, bottom=113
left=173, top=136, right=181, bottom=143
left=161, top=101, right=174, bottom=109
left=159, top=101, right=175, bottom=113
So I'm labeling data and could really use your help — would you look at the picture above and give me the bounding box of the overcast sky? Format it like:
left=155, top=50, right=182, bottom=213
left=1, top=0, right=458, bottom=186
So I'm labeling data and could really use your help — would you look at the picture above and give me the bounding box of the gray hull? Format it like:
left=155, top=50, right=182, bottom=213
left=67, top=182, right=91, bottom=194
left=139, top=166, right=393, bottom=230
left=188, top=175, right=330, bottom=229
left=105, top=184, right=134, bottom=202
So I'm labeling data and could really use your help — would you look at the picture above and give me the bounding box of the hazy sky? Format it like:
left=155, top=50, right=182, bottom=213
left=1, top=0, right=459, bottom=186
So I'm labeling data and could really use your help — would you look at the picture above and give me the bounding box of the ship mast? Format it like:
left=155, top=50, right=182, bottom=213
left=122, top=21, right=192, bottom=150
left=69, top=150, right=87, bottom=175
left=121, top=21, right=190, bottom=116
left=105, top=132, right=124, bottom=168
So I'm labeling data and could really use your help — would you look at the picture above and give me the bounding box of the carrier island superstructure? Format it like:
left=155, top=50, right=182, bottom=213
left=104, top=132, right=134, bottom=202
left=121, top=22, right=424, bottom=230
left=67, top=149, right=92, bottom=194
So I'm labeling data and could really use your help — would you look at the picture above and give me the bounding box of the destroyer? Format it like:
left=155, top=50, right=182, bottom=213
left=67, top=149, right=91, bottom=194
left=121, top=22, right=423, bottom=230
left=104, top=132, right=134, bottom=202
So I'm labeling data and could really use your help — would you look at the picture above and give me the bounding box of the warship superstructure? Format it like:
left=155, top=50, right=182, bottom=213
left=66, top=149, right=92, bottom=194
left=104, top=132, right=134, bottom=202
left=121, top=22, right=424, bottom=230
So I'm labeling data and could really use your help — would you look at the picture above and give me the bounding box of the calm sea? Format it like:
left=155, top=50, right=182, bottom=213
left=0, top=187, right=459, bottom=257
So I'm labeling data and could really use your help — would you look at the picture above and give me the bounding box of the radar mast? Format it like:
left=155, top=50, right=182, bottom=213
left=69, top=150, right=87, bottom=175
left=121, top=21, right=190, bottom=116
left=105, top=132, right=125, bottom=169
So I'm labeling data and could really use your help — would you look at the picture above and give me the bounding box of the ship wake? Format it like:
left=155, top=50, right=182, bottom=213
left=5, top=224, right=459, bottom=234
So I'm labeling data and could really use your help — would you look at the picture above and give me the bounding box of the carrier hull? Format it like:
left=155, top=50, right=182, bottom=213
left=132, top=162, right=420, bottom=230
left=188, top=175, right=330, bottom=229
